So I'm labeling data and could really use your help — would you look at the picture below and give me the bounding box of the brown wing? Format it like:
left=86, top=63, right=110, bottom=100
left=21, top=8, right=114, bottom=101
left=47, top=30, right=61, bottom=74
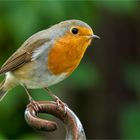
left=0, top=38, right=49, bottom=75
left=0, top=50, right=31, bottom=75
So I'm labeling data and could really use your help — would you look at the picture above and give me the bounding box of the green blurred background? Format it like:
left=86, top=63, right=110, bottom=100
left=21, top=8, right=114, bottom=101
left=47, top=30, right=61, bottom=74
left=0, top=1, right=140, bottom=139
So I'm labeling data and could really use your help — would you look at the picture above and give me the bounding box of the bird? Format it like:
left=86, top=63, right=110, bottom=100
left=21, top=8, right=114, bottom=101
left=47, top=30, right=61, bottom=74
left=0, top=19, right=100, bottom=110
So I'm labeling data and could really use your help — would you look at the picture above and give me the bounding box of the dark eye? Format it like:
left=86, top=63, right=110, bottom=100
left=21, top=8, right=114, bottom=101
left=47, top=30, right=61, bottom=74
left=71, top=28, right=78, bottom=34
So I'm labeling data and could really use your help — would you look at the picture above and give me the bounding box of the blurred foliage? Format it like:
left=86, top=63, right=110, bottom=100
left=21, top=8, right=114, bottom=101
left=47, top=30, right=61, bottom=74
left=120, top=104, right=140, bottom=139
left=0, top=0, right=139, bottom=139
left=123, top=63, right=140, bottom=96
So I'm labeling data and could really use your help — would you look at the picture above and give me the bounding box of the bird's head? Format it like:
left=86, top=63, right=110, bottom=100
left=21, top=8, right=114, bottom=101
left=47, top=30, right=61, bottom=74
left=52, top=19, right=100, bottom=49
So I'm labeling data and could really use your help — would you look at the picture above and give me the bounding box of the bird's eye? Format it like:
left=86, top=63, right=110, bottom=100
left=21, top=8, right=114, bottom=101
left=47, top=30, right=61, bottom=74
left=71, top=28, right=78, bottom=34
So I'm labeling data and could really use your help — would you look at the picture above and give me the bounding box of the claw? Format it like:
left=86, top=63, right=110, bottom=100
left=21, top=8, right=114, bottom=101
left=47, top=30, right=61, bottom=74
left=23, top=85, right=42, bottom=112
left=55, top=97, right=67, bottom=116
left=44, top=87, right=68, bottom=116
left=28, top=100, right=42, bottom=112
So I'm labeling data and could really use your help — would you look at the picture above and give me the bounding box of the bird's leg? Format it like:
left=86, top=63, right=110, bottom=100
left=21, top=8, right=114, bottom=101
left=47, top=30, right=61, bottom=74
left=23, top=85, right=41, bottom=112
left=44, top=87, right=67, bottom=114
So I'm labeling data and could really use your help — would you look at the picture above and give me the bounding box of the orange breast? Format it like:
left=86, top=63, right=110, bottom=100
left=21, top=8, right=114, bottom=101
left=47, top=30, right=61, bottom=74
left=48, top=33, right=91, bottom=75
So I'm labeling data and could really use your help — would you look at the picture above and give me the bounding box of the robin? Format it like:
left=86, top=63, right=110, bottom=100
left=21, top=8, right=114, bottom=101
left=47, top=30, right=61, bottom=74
left=0, top=20, right=100, bottom=110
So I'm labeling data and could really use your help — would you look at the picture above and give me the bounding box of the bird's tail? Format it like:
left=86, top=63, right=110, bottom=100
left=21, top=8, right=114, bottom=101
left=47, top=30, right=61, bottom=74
left=0, top=80, right=8, bottom=102
left=0, top=73, right=18, bottom=102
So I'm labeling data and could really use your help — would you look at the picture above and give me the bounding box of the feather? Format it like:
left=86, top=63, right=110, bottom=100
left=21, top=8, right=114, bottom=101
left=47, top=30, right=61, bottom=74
left=0, top=38, right=49, bottom=75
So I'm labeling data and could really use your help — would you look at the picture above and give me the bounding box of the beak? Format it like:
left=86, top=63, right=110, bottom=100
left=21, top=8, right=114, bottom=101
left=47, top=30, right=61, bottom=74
left=91, top=34, right=100, bottom=39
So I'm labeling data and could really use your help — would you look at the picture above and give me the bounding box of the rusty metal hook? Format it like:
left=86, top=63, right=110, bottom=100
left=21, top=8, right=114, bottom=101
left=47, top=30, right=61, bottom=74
left=25, top=101, right=86, bottom=140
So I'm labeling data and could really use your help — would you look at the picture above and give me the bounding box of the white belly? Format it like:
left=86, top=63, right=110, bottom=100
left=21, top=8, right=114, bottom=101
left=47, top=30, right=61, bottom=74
left=10, top=61, right=67, bottom=89
left=22, top=72, right=67, bottom=89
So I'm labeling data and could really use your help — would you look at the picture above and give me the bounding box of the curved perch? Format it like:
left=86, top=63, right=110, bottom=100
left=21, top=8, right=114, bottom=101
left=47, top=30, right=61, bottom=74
left=25, top=101, right=86, bottom=140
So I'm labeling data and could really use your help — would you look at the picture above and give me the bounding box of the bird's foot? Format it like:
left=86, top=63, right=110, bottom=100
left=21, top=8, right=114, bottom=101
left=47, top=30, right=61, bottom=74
left=23, top=85, right=41, bottom=112
left=27, top=99, right=42, bottom=112
left=50, top=94, right=68, bottom=116
left=55, top=96, right=68, bottom=116
left=55, top=95, right=67, bottom=108
left=44, top=87, right=68, bottom=116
